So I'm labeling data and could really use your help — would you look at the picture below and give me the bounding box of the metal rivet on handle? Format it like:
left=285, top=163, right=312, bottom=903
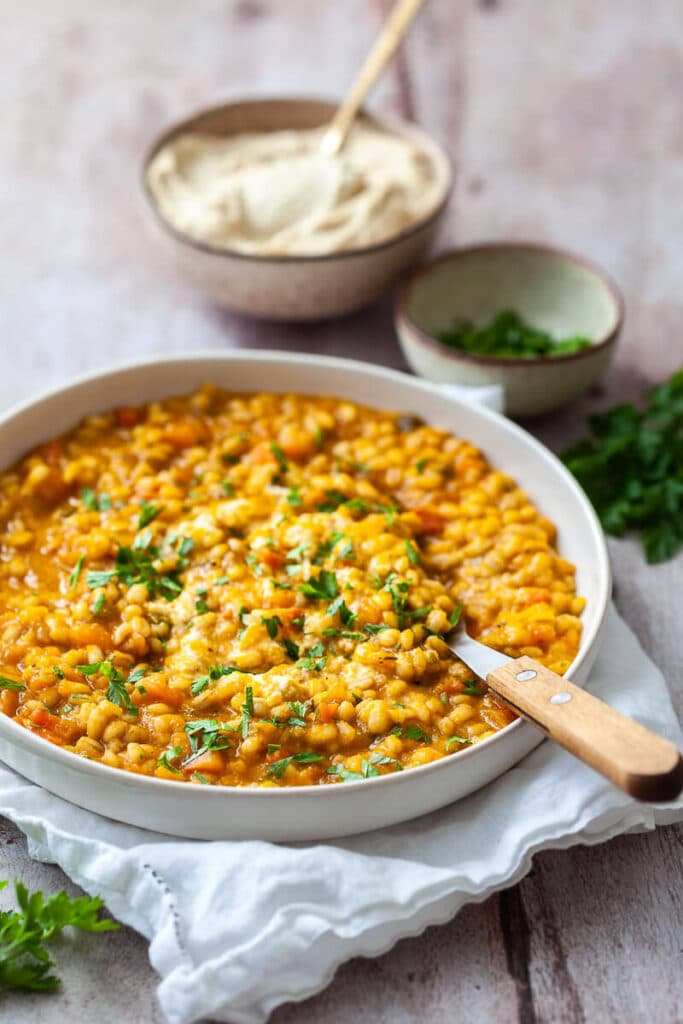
left=550, top=692, right=572, bottom=705
left=516, top=669, right=537, bottom=682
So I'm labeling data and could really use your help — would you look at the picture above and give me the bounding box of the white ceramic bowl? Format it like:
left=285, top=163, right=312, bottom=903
left=141, top=98, right=453, bottom=320
left=0, top=353, right=610, bottom=840
left=395, top=243, right=624, bottom=417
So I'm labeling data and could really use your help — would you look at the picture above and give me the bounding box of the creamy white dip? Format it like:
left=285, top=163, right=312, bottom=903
left=146, top=124, right=441, bottom=256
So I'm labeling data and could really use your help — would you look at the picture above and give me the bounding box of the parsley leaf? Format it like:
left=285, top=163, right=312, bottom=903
left=76, top=660, right=137, bottom=714
left=261, top=615, right=282, bottom=639
left=270, top=442, right=289, bottom=474
left=69, top=555, right=85, bottom=589
left=0, top=879, right=118, bottom=992
left=265, top=751, right=324, bottom=779
left=404, top=539, right=420, bottom=566
left=0, top=675, right=25, bottom=691
left=240, top=685, right=254, bottom=739
left=299, top=570, right=338, bottom=601
left=138, top=502, right=162, bottom=529
left=562, top=368, right=683, bottom=564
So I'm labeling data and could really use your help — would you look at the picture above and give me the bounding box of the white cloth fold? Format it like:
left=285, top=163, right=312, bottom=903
left=2, top=605, right=681, bottom=1024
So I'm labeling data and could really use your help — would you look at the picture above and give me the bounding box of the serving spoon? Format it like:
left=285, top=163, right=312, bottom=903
left=320, top=0, right=428, bottom=156
left=449, top=623, right=683, bottom=802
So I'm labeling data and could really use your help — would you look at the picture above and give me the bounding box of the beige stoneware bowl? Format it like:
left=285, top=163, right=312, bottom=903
left=0, top=352, right=610, bottom=841
left=141, top=98, right=452, bottom=321
left=395, top=244, right=624, bottom=417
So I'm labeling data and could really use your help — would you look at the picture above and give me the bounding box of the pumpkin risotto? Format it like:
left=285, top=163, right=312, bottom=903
left=0, top=388, right=584, bottom=786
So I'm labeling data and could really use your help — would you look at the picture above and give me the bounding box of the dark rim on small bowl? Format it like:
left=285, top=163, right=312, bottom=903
left=141, top=97, right=454, bottom=265
left=395, top=241, right=625, bottom=367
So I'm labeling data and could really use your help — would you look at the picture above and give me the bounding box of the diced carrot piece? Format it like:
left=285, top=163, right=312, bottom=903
left=183, top=749, right=225, bottom=774
left=29, top=707, right=83, bottom=744
left=260, top=548, right=284, bottom=569
left=69, top=623, right=113, bottom=651
left=115, top=407, right=140, bottom=428
left=131, top=676, right=184, bottom=707
left=413, top=506, right=446, bottom=535
left=318, top=702, right=338, bottom=723
left=164, top=419, right=211, bottom=449
left=521, top=588, right=552, bottom=608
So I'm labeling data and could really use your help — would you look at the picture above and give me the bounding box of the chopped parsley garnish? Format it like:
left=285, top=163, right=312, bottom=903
left=327, top=595, right=357, bottom=626
left=322, top=628, right=363, bottom=640
left=267, top=743, right=281, bottom=755
left=86, top=536, right=185, bottom=601
left=313, top=531, right=345, bottom=565
left=296, top=642, right=327, bottom=672
left=193, top=772, right=212, bottom=785
left=51, top=667, right=64, bottom=679
left=195, top=598, right=210, bottom=615
left=191, top=664, right=240, bottom=695
left=286, top=542, right=308, bottom=562
left=315, top=489, right=348, bottom=513
left=415, top=459, right=428, bottom=474
left=404, top=539, right=420, bottom=566
left=138, top=502, right=162, bottom=529
left=81, top=488, right=111, bottom=512
left=313, top=425, right=323, bottom=446
left=184, top=718, right=233, bottom=764
left=448, top=604, right=462, bottom=629
left=240, top=685, right=254, bottom=739
left=76, top=660, right=137, bottom=714
left=269, top=442, right=289, bottom=474
left=220, top=480, right=234, bottom=497
left=335, top=540, right=355, bottom=561
left=0, top=878, right=118, bottom=992
left=0, top=675, right=25, bottom=691
left=437, top=310, right=591, bottom=359
left=399, top=724, right=432, bottom=743
left=462, top=681, right=486, bottom=697
left=265, top=751, right=324, bottom=779
left=261, top=615, right=282, bottom=639
left=69, top=555, right=85, bottom=589
left=328, top=753, right=402, bottom=782
left=299, top=570, right=338, bottom=601
left=92, top=592, right=106, bottom=615
left=282, top=638, right=300, bottom=661
left=157, top=746, right=182, bottom=772
left=237, top=605, right=250, bottom=624
left=286, top=700, right=311, bottom=727
left=363, top=623, right=391, bottom=635
left=446, top=735, right=472, bottom=748
left=286, top=487, right=302, bottom=507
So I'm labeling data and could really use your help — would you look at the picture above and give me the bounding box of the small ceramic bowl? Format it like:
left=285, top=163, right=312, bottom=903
left=141, top=98, right=452, bottom=321
left=395, top=243, right=624, bottom=417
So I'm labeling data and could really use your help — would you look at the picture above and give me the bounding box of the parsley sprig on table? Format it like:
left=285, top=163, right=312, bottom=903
left=562, top=368, right=683, bottom=563
left=0, top=879, right=118, bottom=992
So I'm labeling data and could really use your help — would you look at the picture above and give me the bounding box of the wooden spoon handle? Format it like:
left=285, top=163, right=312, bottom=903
left=487, top=656, right=683, bottom=802
left=321, top=0, right=427, bottom=156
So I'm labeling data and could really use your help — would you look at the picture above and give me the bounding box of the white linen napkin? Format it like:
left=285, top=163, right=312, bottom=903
left=1, top=604, right=682, bottom=1024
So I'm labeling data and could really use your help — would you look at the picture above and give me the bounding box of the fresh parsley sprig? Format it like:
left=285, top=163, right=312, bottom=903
left=562, top=369, right=683, bottom=563
left=0, top=879, right=118, bottom=992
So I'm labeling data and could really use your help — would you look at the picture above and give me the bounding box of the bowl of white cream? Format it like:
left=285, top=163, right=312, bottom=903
left=141, top=98, right=452, bottom=320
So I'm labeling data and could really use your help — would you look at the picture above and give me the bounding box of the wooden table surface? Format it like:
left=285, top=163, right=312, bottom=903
left=2, top=1, right=682, bottom=1021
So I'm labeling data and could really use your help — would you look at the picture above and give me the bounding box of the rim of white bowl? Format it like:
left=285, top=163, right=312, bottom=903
left=140, top=97, right=453, bottom=264
left=0, top=350, right=611, bottom=798
left=395, top=241, right=625, bottom=367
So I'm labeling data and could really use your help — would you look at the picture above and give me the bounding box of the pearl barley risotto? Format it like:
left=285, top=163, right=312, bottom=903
left=0, top=389, right=584, bottom=787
